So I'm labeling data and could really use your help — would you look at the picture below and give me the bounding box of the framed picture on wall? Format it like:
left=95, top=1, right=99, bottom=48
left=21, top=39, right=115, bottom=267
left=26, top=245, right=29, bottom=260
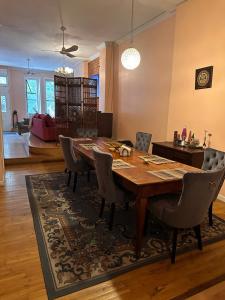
left=195, top=66, right=213, bottom=89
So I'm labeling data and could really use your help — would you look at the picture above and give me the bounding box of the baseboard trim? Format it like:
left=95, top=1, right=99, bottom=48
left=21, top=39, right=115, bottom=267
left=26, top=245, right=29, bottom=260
left=218, top=194, right=225, bottom=203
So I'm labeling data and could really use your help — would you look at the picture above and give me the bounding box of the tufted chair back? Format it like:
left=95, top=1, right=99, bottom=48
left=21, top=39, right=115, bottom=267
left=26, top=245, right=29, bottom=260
left=162, top=169, right=224, bottom=229
left=202, top=148, right=225, bottom=197
left=135, top=132, right=152, bottom=153
left=202, top=148, right=225, bottom=171
left=59, top=135, right=78, bottom=170
left=93, top=147, right=120, bottom=204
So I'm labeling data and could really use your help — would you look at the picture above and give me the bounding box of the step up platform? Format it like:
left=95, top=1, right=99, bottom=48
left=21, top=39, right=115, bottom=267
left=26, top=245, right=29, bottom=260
left=4, top=132, right=63, bottom=165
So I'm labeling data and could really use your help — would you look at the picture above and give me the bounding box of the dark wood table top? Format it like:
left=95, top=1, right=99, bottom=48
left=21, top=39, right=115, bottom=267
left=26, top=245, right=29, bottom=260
left=73, top=138, right=200, bottom=191
left=152, top=141, right=204, bottom=154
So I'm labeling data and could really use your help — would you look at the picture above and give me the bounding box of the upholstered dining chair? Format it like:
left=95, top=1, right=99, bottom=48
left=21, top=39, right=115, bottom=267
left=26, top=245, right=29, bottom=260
left=147, top=169, right=224, bottom=263
left=59, top=135, right=91, bottom=192
left=135, top=132, right=152, bottom=153
left=93, top=146, right=129, bottom=230
left=202, top=148, right=225, bottom=226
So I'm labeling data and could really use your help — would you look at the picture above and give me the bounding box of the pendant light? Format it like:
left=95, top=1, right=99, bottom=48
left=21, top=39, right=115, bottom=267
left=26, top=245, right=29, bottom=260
left=121, top=0, right=141, bottom=70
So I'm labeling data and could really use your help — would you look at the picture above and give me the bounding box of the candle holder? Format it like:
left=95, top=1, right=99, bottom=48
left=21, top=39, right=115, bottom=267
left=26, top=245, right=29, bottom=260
left=207, top=133, right=212, bottom=148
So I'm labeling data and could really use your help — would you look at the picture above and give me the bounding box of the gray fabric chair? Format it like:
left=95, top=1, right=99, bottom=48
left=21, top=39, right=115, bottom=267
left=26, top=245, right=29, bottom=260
left=93, top=146, right=128, bottom=230
left=59, top=135, right=91, bottom=192
left=147, top=169, right=224, bottom=263
left=202, top=148, right=225, bottom=226
left=135, top=132, right=152, bottom=152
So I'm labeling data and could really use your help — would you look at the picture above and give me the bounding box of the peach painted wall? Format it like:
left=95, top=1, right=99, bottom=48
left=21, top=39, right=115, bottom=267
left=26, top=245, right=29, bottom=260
left=167, top=0, right=225, bottom=196
left=10, top=69, right=26, bottom=121
left=99, top=47, right=106, bottom=112
left=0, top=66, right=54, bottom=122
left=114, top=16, right=175, bottom=144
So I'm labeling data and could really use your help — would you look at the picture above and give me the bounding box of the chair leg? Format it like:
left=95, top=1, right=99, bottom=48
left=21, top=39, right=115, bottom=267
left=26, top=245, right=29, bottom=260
left=194, top=224, right=202, bottom=250
left=109, top=203, right=115, bottom=231
left=208, top=202, right=213, bottom=226
left=67, top=171, right=71, bottom=186
left=64, top=168, right=67, bottom=173
left=99, top=198, right=105, bottom=218
left=143, top=210, right=149, bottom=236
left=73, top=172, right=78, bottom=192
left=87, top=170, right=90, bottom=182
left=171, top=228, right=178, bottom=264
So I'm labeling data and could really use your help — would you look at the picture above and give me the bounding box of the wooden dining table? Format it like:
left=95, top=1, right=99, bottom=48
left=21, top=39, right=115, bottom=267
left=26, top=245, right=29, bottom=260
left=73, top=137, right=200, bottom=257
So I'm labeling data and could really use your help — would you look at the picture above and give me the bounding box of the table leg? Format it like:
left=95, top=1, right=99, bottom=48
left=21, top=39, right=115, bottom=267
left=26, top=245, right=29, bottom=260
left=135, top=197, right=148, bottom=258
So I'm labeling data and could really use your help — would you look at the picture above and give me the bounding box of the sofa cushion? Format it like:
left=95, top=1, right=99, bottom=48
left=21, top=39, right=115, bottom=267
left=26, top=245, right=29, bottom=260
left=45, top=114, right=55, bottom=127
left=33, top=113, right=39, bottom=119
left=38, top=114, right=46, bottom=119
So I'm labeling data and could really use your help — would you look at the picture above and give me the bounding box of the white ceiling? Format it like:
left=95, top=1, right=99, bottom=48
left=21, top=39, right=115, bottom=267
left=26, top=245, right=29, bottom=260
left=0, top=0, right=184, bottom=71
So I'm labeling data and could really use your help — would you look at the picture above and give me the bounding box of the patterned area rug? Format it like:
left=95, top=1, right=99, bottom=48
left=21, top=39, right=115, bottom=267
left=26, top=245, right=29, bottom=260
left=26, top=172, right=225, bottom=300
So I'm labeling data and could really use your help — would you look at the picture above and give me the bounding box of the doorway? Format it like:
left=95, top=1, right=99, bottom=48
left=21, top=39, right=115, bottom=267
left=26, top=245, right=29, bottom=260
left=0, top=70, right=11, bottom=131
left=1, top=90, right=11, bottom=131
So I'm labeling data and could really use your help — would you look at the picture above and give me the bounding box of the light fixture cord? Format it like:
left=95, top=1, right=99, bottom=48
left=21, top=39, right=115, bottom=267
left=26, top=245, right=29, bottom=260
left=130, top=0, right=134, bottom=44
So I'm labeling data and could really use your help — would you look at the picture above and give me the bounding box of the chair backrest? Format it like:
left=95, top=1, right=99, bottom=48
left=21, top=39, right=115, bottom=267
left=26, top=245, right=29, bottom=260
left=163, top=169, right=225, bottom=229
left=135, top=132, right=152, bottom=152
left=59, top=135, right=77, bottom=170
left=93, top=147, right=118, bottom=203
left=202, top=148, right=225, bottom=171
left=202, top=147, right=225, bottom=199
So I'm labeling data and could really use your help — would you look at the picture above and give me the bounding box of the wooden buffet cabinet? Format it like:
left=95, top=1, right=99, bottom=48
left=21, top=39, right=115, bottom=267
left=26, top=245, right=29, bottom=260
left=152, top=142, right=204, bottom=168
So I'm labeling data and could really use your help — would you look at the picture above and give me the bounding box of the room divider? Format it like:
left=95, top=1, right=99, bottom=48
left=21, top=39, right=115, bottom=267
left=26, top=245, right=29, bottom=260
left=54, top=75, right=98, bottom=138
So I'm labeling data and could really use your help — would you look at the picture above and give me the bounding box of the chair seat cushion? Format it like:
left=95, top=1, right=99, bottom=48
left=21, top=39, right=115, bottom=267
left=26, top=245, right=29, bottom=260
left=148, top=193, right=180, bottom=221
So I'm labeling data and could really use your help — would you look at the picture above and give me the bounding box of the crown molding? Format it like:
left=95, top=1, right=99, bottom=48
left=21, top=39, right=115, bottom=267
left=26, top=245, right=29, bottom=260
left=116, top=9, right=176, bottom=45
left=0, top=64, right=54, bottom=73
left=115, top=0, right=188, bottom=45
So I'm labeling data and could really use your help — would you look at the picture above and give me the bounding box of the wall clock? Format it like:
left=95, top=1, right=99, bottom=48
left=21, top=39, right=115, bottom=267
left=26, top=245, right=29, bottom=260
left=195, top=66, right=213, bottom=89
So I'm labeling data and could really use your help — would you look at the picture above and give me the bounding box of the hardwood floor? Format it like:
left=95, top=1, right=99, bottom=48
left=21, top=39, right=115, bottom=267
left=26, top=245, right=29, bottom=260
left=188, top=280, right=225, bottom=300
left=3, top=132, right=29, bottom=158
left=1, top=161, right=225, bottom=300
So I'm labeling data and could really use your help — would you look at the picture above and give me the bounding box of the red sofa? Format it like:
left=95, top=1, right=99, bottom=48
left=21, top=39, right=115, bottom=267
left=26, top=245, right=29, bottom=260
left=31, top=114, right=56, bottom=141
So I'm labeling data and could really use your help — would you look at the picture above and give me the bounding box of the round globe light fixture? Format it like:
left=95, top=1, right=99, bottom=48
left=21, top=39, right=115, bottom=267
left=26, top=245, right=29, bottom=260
left=121, top=47, right=141, bottom=70
left=120, top=0, right=141, bottom=70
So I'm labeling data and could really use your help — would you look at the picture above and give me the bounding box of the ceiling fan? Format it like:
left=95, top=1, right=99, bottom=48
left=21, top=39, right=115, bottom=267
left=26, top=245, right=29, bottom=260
left=42, top=26, right=79, bottom=58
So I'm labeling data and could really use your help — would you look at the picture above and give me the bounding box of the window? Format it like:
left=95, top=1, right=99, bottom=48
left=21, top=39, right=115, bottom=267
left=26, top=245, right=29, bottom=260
left=90, top=74, right=99, bottom=97
left=1, top=95, right=6, bottom=112
left=26, top=79, right=40, bottom=114
left=45, top=79, right=55, bottom=117
left=0, top=75, right=7, bottom=85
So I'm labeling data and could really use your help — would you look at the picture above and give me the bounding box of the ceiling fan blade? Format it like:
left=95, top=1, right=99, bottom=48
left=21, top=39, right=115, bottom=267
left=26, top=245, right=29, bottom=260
left=41, top=50, right=60, bottom=53
left=65, top=52, right=75, bottom=58
left=64, top=45, right=78, bottom=52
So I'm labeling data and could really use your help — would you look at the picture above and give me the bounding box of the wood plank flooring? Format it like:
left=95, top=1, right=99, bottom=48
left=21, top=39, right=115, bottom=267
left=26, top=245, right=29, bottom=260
left=3, top=132, right=29, bottom=158
left=0, top=162, right=225, bottom=300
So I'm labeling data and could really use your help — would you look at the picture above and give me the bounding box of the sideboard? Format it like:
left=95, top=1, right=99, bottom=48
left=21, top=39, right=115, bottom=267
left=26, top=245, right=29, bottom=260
left=152, top=141, right=204, bottom=168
